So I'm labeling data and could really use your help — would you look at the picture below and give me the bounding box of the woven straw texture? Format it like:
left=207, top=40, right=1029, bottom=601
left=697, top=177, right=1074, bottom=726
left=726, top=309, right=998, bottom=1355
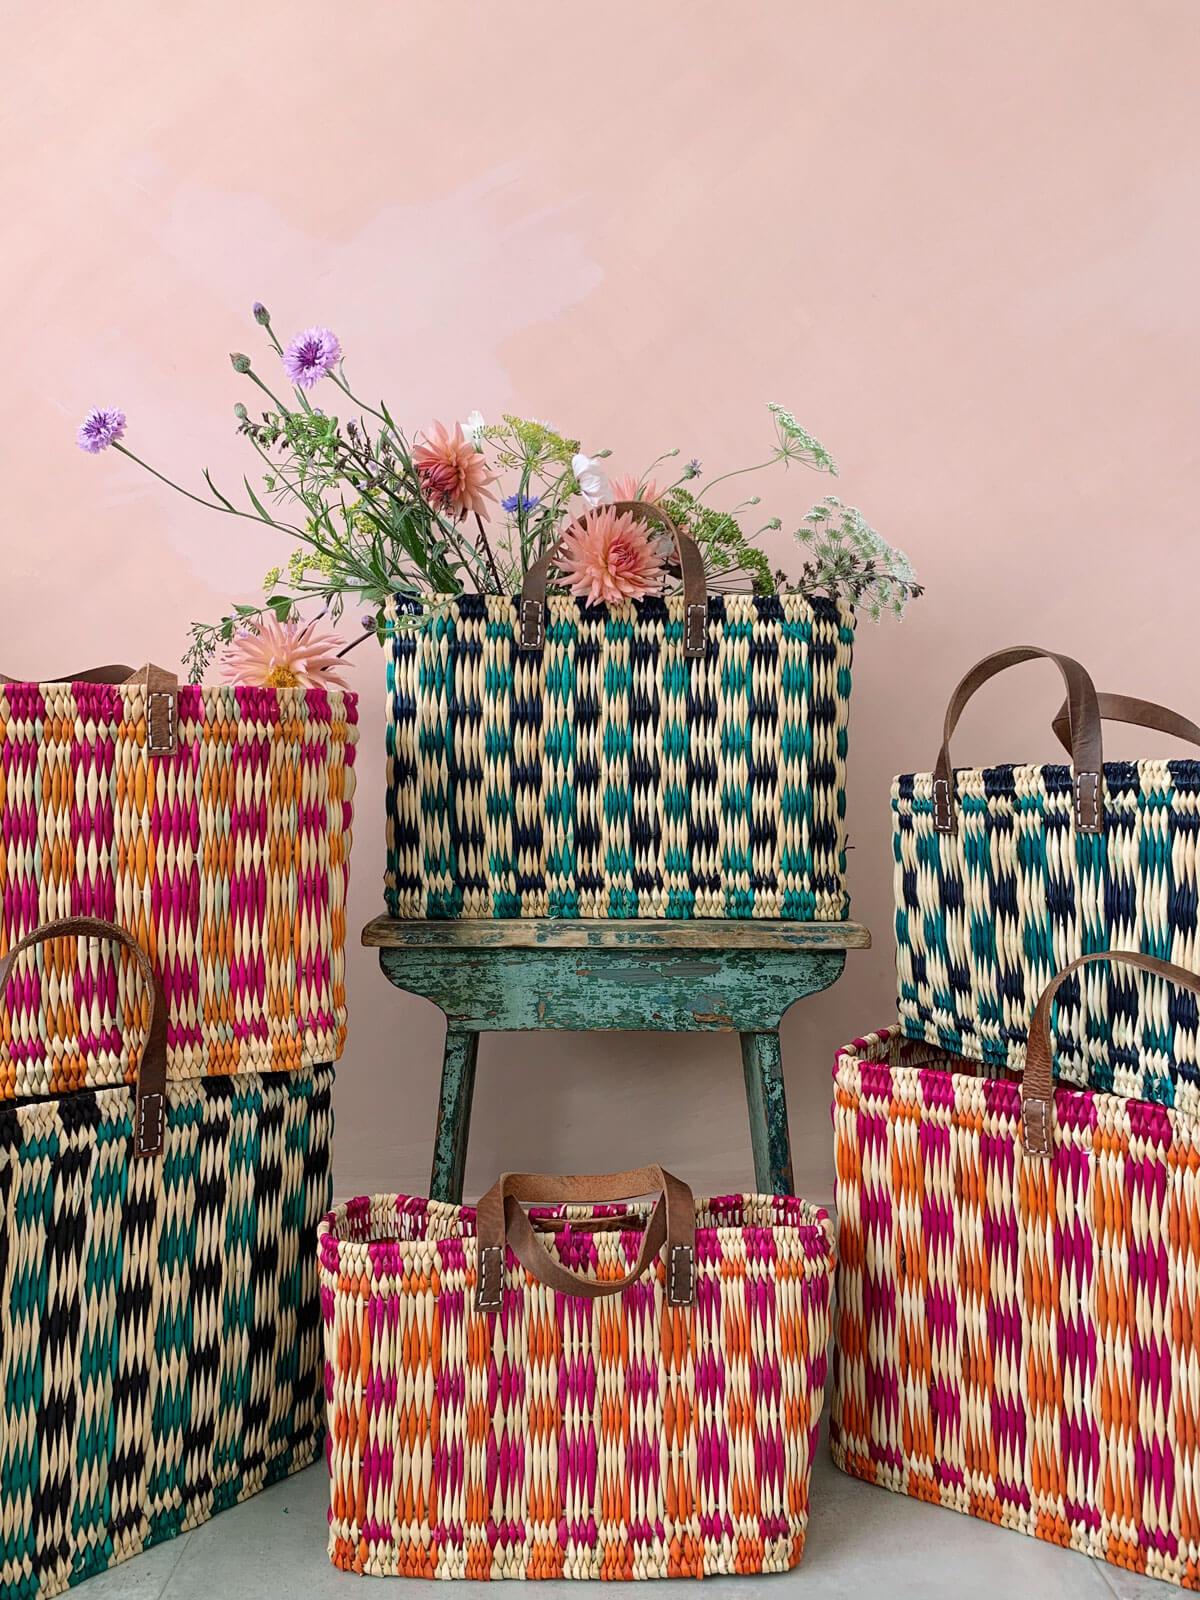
left=319, top=1190, right=835, bottom=1579
left=0, top=1062, right=333, bottom=1600
left=0, top=680, right=357, bottom=1095
left=893, top=760, right=1200, bottom=1105
left=830, top=1026, right=1200, bottom=1590
left=385, top=593, right=854, bottom=920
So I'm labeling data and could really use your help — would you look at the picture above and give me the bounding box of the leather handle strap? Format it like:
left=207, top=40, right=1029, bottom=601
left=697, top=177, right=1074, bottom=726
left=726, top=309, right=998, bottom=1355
left=474, top=1165, right=697, bottom=1312
left=1052, top=693, right=1200, bottom=756
left=1023, top=950, right=1200, bottom=1157
left=0, top=665, right=136, bottom=684
left=518, top=501, right=708, bottom=657
left=0, top=916, right=168, bottom=1157
left=932, top=646, right=1103, bottom=835
left=0, top=663, right=178, bottom=755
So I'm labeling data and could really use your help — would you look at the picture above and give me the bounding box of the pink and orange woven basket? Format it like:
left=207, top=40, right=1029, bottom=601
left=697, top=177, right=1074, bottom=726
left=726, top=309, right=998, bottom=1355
left=0, top=666, right=357, bottom=1096
left=319, top=1168, right=835, bottom=1581
left=830, top=951, right=1200, bottom=1591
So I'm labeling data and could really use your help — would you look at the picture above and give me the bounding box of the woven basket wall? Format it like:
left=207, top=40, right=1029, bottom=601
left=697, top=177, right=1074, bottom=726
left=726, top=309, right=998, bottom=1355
left=0, top=680, right=357, bottom=1094
left=385, top=592, right=854, bottom=920
left=893, top=759, right=1200, bottom=1106
left=319, top=1191, right=835, bottom=1579
left=830, top=1026, right=1200, bottom=1590
left=0, top=1063, right=333, bottom=1600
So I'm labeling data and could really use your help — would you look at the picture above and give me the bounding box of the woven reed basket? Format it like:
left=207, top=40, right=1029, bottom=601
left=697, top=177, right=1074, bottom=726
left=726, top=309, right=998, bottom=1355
left=893, top=645, right=1200, bottom=1103
left=0, top=664, right=357, bottom=1095
left=319, top=1167, right=835, bottom=1579
left=384, top=503, right=854, bottom=920
left=831, top=951, right=1200, bottom=1591
left=0, top=915, right=334, bottom=1600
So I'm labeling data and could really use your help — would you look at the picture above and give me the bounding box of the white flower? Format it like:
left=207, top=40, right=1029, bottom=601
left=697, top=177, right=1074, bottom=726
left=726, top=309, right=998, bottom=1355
left=572, top=452, right=613, bottom=508
left=460, top=410, right=486, bottom=447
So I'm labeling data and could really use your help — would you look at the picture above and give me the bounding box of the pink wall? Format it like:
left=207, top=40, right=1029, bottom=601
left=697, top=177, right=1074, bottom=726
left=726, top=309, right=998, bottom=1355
left=4, top=0, right=1198, bottom=1200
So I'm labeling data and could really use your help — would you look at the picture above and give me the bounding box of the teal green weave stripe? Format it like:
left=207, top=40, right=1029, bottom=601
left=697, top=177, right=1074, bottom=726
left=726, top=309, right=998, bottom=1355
left=0, top=1066, right=332, bottom=1600
left=385, top=593, right=854, bottom=920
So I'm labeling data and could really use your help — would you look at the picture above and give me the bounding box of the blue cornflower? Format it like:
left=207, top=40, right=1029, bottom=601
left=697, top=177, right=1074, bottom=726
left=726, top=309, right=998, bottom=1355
left=501, top=492, right=541, bottom=515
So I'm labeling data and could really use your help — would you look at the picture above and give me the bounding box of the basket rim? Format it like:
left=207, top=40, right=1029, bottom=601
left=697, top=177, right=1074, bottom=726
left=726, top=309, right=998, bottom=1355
left=318, top=1189, right=835, bottom=1264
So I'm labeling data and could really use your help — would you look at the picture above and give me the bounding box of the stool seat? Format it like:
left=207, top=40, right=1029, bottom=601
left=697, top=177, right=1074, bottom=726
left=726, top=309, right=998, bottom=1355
left=363, top=917, right=870, bottom=1201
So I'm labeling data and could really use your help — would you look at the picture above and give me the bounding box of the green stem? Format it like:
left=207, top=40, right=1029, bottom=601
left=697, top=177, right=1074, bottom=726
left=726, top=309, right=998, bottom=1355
left=327, top=372, right=389, bottom=428
left=112, top=445, right=307, bottom=537
left=242, top=367, right=296, bottom=415
left=695, top=456, right=779, bottom=504
left=335, top=628, right=379, bottom=660
left=473, top=511, right=504, bottom=592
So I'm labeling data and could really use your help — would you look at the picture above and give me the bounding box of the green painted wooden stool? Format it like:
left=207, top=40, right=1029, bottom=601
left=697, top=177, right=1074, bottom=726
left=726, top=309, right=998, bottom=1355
left=362, top=917, right=870, bottom=1203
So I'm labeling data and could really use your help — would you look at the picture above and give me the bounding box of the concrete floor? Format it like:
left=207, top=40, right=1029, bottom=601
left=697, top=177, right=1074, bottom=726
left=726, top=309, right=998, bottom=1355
left=80, top=1410, right=1174, bottom=1600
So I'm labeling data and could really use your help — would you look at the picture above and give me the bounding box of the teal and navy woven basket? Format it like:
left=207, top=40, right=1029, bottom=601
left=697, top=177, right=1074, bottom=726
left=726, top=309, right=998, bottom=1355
left=384, top=591, right=855, bottom=920
left=893, top=644, right=1200, bottom=1108
left=0, top=928, right=333, bottom=1600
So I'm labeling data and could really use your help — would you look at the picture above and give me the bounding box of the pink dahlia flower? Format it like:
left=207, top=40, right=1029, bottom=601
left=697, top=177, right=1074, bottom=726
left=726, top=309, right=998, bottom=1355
left=610, top=474, right=665, bottom=505
left=220, top=615, right=348, bottom=689
left=556, top=506, right=667, bottom=607
left=413, top=419, right=498, bottom=521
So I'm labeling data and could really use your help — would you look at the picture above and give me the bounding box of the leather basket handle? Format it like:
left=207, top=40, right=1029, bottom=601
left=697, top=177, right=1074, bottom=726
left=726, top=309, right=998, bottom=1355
left=0, top=665, right=136, bottom=684
left=1051, top=693, right=1200, bottom=756
left=932, top=646, right=1103, bottom=835
left=474, top=1165, right=697, bottom=1313
left=518, top=500, right=708, bottom=658
left=1022, top=950, right=1200, bottom=1158
left=0, top=663, right=178, bottom=756
left=0, top=916, right=168, bottom=1157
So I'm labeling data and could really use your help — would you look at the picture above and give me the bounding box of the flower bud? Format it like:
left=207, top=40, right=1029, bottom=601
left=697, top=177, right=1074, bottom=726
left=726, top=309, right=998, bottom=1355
left=252, top=302, right=270, bottom=324
left=233, top=402, right=248, bottom=420
left=230, top=352, right=252, bottom=373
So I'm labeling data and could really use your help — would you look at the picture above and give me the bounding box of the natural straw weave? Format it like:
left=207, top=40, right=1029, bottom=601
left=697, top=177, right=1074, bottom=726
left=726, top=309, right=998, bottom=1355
left=894, top=761, right=1200, bottom=1104
left=319, top=1191, right=835, bottom=1579
left=385, top=593, right=854, bottom=919
left=830, top=1027, right=1200, bottom=1590
left=0, top=1063, right=333, bottom=1600
left=0, top=680, right=357, bottom=1094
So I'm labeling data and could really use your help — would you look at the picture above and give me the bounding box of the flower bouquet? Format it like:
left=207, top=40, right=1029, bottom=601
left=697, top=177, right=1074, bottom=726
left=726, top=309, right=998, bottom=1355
left=80, top=304, right=919, bottom=688
left=81, top=303, right=919, bottom=919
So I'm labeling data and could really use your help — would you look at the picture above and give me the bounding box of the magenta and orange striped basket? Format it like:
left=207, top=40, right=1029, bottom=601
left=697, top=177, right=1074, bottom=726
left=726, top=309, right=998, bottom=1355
left=318, top=1167, right=835, bottom=1580
left=0, top=665, right=357, bottom=1093
left=830, top=951, right=1200, bottom=1591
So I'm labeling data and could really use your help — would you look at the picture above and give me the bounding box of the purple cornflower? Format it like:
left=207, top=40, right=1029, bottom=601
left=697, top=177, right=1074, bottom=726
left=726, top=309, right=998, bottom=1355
left=501, top=492, right=541, bottom=514
left=76, top=407, right=126, bottom=453
left=282, top=326, right=342, bottom=389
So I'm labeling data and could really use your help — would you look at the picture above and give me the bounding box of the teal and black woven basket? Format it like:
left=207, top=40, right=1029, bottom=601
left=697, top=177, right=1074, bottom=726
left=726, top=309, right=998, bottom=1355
left=893, top=644, right=1200, bottom=1108
left=384, top=584, right=855, bottom=921
left=0, top=919, right=334, bottom=1600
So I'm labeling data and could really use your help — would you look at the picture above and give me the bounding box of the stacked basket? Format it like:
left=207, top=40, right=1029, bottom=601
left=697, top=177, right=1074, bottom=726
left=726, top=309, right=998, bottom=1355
left=829, top=645, right=1200, bottom=1591
left=0, top=665, right=357, bottom=1600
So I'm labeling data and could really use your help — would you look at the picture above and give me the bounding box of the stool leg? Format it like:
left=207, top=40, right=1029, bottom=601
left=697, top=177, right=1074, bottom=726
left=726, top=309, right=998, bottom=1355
left=739, top=1030, right=794, bottom=1196
left=430, top=1029, right=479, bottom=1204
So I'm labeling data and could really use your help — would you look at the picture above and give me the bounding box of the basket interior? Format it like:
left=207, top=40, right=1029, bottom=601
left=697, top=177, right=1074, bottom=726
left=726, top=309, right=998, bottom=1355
left=855, top=1028, right=1021, bottom=1082
left=328, top=1190, right=826, bottom=1247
